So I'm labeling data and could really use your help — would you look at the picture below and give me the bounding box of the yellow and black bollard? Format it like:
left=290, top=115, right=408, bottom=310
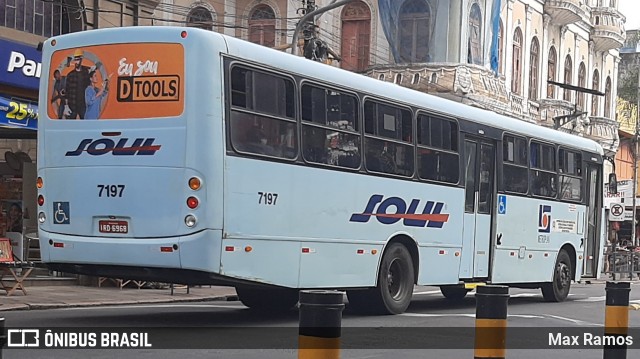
left=474, top=285, right=509, bottom=359
left=604, top=281, right=631, bottom=359
left=298, top=290, right=345, bottom=359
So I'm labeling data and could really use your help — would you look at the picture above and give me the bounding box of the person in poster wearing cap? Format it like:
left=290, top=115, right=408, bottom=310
left=64, top=49, right=92, bottom=119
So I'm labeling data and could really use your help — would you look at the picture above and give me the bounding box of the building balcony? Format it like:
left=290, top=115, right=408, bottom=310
left=537, top=99, right=576, bottom=128
left=367, top=63, right=513, bottom=116
left=591, top=7, right=626, bottom=52
left=585, top=116, right=620, bottom=155
left=544, top=0, right=589, bottom=26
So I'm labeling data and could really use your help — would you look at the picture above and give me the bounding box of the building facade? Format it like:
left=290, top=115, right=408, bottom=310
left=151, top=1, right=624, bottom=159
left=1, top=0, right=626, bottom=159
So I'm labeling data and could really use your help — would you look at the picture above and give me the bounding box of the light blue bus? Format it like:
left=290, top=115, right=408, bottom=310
left=37, top=27, right=605, bottom=314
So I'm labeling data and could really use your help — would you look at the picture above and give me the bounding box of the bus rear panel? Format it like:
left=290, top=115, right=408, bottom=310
left=38, top=28, right=227, bottom=284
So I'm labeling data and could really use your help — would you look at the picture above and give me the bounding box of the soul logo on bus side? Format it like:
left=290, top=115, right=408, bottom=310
left=350, top=195, right=449, bottom=228
left=65, top=137, right=162, bottom=156
left=538, top=205, right=552, bottom=233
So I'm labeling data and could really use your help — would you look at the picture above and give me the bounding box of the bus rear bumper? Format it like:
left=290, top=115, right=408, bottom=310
left=38, top=229, right=223, bottom=275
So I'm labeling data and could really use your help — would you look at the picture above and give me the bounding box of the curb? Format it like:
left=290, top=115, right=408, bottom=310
left=0, top=294, right=239, bottom=312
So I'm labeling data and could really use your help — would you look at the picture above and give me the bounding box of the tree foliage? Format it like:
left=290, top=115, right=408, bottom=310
left=618, top=65, right=640, bottom=104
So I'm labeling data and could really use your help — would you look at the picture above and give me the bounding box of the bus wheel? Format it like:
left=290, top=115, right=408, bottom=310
left=440, top=285, right=470, bottom=301
left=235, top=287, right=299, bottom=311
left=350, top=243, right=414, bottom=315
left=541, top=250, right=572, bottom=302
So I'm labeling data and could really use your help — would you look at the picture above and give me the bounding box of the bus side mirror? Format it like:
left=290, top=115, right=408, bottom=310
left=608, top=173, right=617, bottom=194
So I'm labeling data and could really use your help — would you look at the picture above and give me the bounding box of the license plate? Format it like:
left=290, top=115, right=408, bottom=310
left=99, top=220, right=129, bottom=234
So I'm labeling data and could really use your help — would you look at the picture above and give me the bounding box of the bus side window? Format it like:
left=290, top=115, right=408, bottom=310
left=229, top=66, right=297, bottom=159
left=416, top=114, right=459, bottom=183
left=230, top=112, right=296, bottom=158
left=530, top=141, right=557, bottom=198
left=502, top=135, right=528, bottom=194
left=301, top=84, right=361, bottom=169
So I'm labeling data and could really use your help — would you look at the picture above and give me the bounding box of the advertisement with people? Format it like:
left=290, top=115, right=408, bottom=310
left=47, top=43, right=184, bottom=120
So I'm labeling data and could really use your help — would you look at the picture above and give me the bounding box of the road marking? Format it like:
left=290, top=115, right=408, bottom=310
left=509, top=293, right=539, bottom=298
left=412, top=290, right=442, bottom=296
left=401, top=313, right=544, bottom=319
left=63, top=303, right=246, bottom=310
left=402, top=312, right=601, bottom=325
left=544, top=314, right=601, bottom=326
left=574, top=296, right=606, bottom=302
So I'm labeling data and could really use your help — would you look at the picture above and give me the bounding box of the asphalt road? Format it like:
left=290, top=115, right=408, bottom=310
left=3, top=283, right=640, bottom=359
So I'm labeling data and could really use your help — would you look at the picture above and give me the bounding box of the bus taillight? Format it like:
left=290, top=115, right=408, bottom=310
left=181, top=31, right=188, bottom=38
left=38, top=195, right=44, bottom=206
left=188, top=177, right=201, bottom=190
left=187, top=196, right=199, bottom=209
left=37, top=177, right=43, bottom=188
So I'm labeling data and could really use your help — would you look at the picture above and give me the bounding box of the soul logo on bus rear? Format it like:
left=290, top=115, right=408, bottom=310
left=65, top=138, right=162, bottom=156
left=117, top=75, right=180, bottom=102
left=350, top=195, right=450, bottom=228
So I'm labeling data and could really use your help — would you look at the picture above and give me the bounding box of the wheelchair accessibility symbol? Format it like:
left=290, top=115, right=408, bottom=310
left=53, top=202, right=70, bottom=224
left=498, top=195, right=507, bottom=215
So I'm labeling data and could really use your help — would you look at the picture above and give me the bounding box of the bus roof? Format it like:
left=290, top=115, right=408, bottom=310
left=219, top=32, right=604, bottom=156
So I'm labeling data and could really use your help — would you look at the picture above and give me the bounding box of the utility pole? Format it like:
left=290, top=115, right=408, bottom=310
left=291, top=0, right=353, bottom=60
left=301, top=0, right=323, bottom=61
left=633, top=68, right=640, bottom=246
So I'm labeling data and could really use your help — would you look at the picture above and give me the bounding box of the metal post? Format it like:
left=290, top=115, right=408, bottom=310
left=291, top=0, right=354, bottom=56
left=603, top=282, right=631, bottom=359
left=0, top=317, right=5, bottom=359
left=634, top=68, right=640, bottom=247
left=474, top=285, right=509, bottom=359
left=298, top=290, right=344, bottom=359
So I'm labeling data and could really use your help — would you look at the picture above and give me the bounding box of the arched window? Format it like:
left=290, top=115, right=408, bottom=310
left=528, top=37, right=540, bottom=101
left=604, top=76, right=612, bottom=118
left=340, top=1, right=371, bottom=72
left=577, top=63, right=586, bottom=110
left=563, top=55, right=572, bottom=102
left=547, top=47, right=557, bottom=98
left=592, top=70, right=600, bottom=116
left=498, top=21, right=504, bottom=74
left=186, top=6, right=213, bottom=30
left=511, top=28, right=523, bottom=94
left=249, top=5, right=276, bottom=47
left=398, top=0, right=431, bottom=63
left=468, top=3, right=483, bottom=65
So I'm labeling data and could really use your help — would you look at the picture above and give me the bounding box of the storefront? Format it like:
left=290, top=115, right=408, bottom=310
left=0, top=37, right=40, bottom=259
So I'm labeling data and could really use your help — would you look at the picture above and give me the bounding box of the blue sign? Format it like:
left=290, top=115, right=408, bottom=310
left=53, top=202, right=70, bottom=225
left=0, top=95, right=37, bottom=130
left=0, top=38, right=42, bottom=91
left=498, top=195, right=507, bottom=215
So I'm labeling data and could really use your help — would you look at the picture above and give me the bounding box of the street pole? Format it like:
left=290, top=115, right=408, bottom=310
left=291, top=0, right=354, bottom=56
left=634, top=69, right=640, bottom=247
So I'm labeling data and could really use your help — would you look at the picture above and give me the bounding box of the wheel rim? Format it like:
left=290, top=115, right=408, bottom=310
left=387, top=258, right=405, bottom=300
left=556, top=261, right=571, bottom=290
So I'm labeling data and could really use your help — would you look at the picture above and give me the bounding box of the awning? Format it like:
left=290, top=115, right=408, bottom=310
left=0, top=95, right=37, bottom=131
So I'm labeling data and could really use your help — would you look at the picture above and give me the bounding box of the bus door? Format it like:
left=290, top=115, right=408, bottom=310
left=583, top=163, right=602, bottom=277
left=461, top=137, right=496, bottom=278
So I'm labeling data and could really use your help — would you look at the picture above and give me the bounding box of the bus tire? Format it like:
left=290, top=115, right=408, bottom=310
left=440, top=286, right=470, bottom=301
left=541, top=249, right=572, bottom=302
left=349, top=243, right=414, bottom=315
left=235, top=286, right=299, bottom=311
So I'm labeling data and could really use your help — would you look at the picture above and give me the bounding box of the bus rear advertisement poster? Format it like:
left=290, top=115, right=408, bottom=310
left=47, top=43, right=184, bottom=120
